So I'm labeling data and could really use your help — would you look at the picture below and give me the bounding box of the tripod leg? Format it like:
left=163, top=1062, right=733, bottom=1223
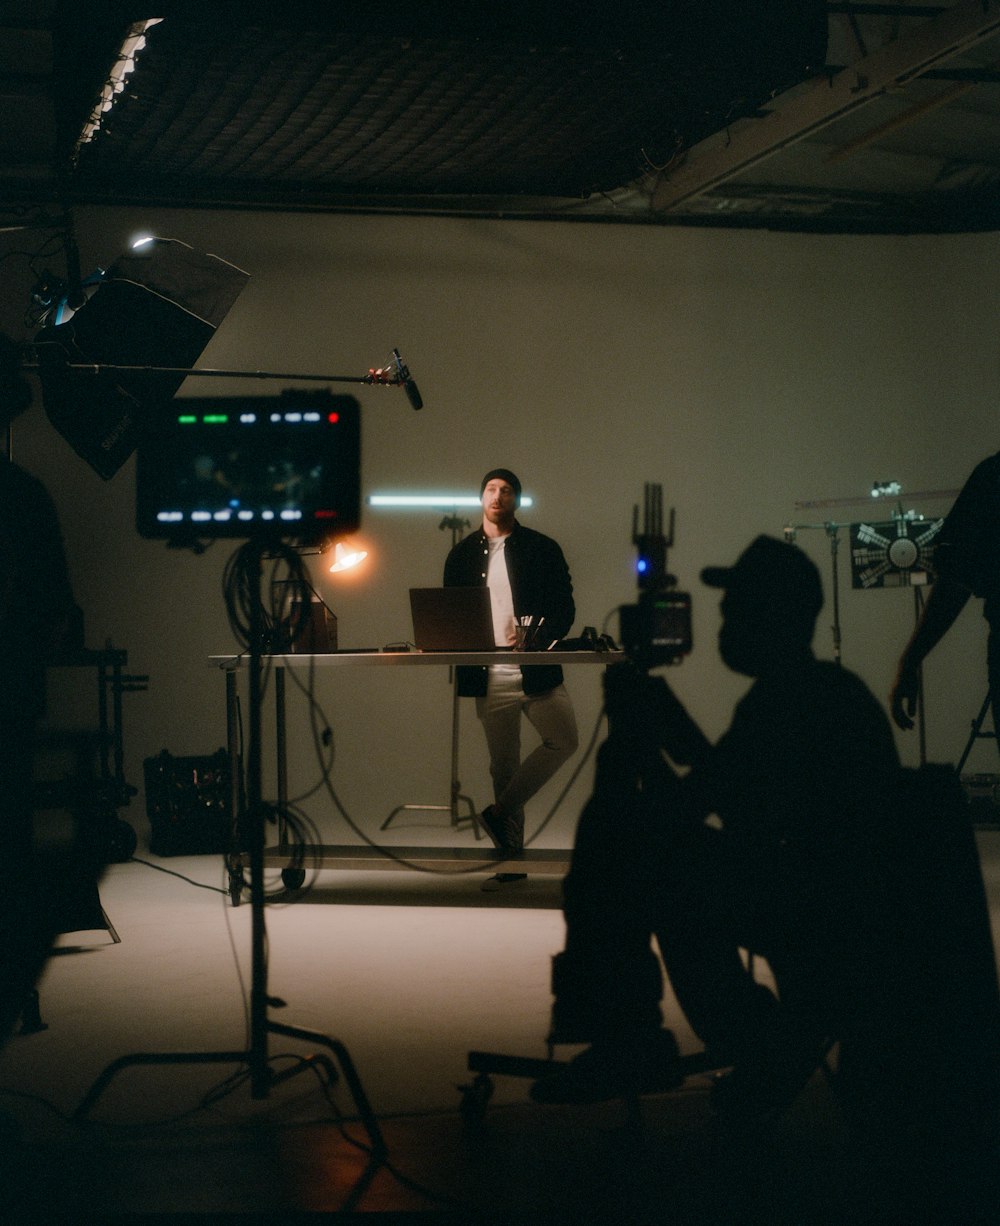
left=956, top=691, right=993, bottom=776
left=73, top=1049, right=250, bottom=1121
left=101, top=906, right=121, bottom=944
left=269, top=1019, right=387, bottom=1158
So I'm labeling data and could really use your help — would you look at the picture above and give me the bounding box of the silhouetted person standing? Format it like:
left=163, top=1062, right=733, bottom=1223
left=0, top=334, right=79, bottom=1046
left=891, top=450, right=1000, bottom=742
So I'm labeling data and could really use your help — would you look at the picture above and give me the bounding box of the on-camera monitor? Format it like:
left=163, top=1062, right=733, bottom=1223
left=136, top=389, right=361, bottom=544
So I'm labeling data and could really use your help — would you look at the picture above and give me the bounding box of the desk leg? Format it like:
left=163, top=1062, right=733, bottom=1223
left=225, top=670, right=246, bottom=906
left=275, top=666, right=288, bottom=848
left=448, top=680, right=480, bottom=835
left=381, top=672, right=480, bottom=836
left=226, top=672, right=240, bottom=832
left=271, top=667, right=310, bottom=891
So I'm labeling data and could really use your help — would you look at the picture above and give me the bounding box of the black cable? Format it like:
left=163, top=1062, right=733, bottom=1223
left=523, top=701, right=605, bottom=848
left=230, top=564, right=614, bottom=880
left=522, top=604, right=619, bottom=846
left=128, top=856, right=229, bottom=895
left=267, top=617, right=613, bottom=877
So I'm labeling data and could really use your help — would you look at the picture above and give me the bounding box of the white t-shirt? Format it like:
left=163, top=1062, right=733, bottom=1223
left=486, top=536, right=519, bottom=674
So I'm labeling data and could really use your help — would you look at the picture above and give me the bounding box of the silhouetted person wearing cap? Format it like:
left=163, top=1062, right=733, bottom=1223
left=533, top=535, right=904, bottom=1119
left=444, top=469, right=578, bottom=888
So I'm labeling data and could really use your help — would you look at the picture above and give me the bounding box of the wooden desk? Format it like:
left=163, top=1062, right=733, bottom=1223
left=210, top=649, right=620, bottom=896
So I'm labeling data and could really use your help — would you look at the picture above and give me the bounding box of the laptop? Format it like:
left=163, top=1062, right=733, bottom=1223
left=409, top=587, right=497, bottom=651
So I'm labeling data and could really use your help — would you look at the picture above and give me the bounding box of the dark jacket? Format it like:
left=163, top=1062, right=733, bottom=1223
left=934, top=451, right=1000, bottom=620
left=443, top=520, right=575, bottom=697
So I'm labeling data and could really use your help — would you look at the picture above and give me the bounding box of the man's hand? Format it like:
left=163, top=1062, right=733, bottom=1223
left=890, top=660, right=921, bottom=730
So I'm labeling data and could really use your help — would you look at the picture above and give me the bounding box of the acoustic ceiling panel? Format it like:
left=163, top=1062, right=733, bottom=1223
left=66, top=2, right=828, bottom=204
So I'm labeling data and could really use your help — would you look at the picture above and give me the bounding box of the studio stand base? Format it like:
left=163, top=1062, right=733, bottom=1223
left=73, top=1026, right=386, bottom=1164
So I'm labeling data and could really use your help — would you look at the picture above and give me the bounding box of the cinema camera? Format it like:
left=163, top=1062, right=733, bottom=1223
left=618, top=483, right=692, bottom=669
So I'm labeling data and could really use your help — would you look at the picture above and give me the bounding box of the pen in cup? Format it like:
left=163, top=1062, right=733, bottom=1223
left=515, top=614, right=544, bottom=650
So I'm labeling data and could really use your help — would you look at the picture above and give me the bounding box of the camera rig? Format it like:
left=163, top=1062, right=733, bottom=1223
left=619, top=483, right=692, bottom=669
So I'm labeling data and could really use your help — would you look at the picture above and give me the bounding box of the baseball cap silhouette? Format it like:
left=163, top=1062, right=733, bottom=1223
left=701, top=535, right=823, bottom=618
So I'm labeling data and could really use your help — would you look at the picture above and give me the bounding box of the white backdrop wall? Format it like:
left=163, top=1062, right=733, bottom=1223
left=4, top=208, right=999, bottom=849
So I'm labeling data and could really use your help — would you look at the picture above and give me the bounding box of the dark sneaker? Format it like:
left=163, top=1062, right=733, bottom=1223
left=530, top=1029, right=683, bottom=1104
left=481, top=872, right=529, bottom=892
left=479, top=804, right=523, bottom=854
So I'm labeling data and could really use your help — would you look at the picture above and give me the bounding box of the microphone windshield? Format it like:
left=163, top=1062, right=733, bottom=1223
left=405, top=379, right=423, bottom=411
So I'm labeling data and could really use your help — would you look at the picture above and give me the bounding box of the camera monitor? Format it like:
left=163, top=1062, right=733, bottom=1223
left=136, top=389, right=361, bottom=544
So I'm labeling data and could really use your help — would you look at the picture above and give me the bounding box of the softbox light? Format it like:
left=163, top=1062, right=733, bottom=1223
left=35, top=238, right=248, bottom=479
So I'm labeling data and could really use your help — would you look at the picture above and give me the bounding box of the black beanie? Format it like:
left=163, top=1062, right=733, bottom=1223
left=480, top=468, right=522, bottom=502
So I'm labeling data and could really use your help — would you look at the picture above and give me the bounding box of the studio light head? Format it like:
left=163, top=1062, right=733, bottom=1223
left=34, top=236, right=249, bottom=479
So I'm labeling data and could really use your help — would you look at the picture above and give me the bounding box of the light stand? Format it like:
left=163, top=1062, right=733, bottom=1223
left=75, top=536, right=387, bottom=1165
left=957, top=689, right=995, bottom=775
left=381, top=510, right=480, bottom=834
left=65, top=350, right=398, bottom=1166
left=783, top=519, right=845, bottom=665
left=790, top=484, right=950, bottom=701
left=847, top=501, right=944, bottom=766
left=17, top=248, right=411, bottom=1160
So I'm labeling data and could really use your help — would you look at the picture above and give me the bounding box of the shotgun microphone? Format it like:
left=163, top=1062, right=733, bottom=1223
left=392, top=348, right=423, bottom=410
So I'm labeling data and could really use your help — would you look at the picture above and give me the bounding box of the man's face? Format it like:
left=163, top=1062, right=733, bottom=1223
left=717, top=587, right=814, bottom=676
left=482, top=478, right=518, bottom=531
left=717, top=589, right=766, bottom=677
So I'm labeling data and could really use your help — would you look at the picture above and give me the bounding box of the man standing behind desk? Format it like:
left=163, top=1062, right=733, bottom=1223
left=444, top=468, right=578, bottom=888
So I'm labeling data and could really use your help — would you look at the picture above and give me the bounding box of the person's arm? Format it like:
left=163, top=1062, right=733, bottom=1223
left=443, top=536, right=472, bottom=587
left=603, top=662, right=712, bottom=768
left=890, top=574, right=971, bottom=730
left=525, top=534, right=575, bottom=643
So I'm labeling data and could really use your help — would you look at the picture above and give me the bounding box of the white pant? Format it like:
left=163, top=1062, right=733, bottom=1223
left=475, top=669, right=578, bottom=830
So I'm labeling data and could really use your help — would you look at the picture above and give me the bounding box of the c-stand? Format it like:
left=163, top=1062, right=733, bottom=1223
left=74, top=535, right=386, bottom=1166
left=380, top=510, right=479, bottom=834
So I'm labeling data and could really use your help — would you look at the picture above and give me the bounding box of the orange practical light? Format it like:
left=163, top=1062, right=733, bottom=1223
left=328, top=541, right=368, bottom=573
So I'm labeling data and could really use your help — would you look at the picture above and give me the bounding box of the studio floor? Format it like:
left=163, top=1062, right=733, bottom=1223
left=2, top=825, right=1000, bottom=1223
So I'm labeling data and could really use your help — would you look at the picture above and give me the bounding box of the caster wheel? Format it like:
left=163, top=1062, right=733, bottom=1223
left=281, top=867, right=306, bottom=891
left=459, top=1072, right=494, bottom=1123
left=105, top=818, right=137, bottom=863
left=18, top=989, right=47, bottom=1035
left=227, top=861, right=246, bottom=906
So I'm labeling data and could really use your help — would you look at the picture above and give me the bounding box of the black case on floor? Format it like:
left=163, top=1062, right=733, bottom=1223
left=144, top=749, right=234, bottom=856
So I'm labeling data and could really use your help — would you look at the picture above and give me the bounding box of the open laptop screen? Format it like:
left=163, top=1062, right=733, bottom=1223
left=409, top=587, right=497, bottom=651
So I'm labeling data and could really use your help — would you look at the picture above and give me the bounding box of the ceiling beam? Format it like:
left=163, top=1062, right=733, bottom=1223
left=650, top=0, right=1000, bottom=213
